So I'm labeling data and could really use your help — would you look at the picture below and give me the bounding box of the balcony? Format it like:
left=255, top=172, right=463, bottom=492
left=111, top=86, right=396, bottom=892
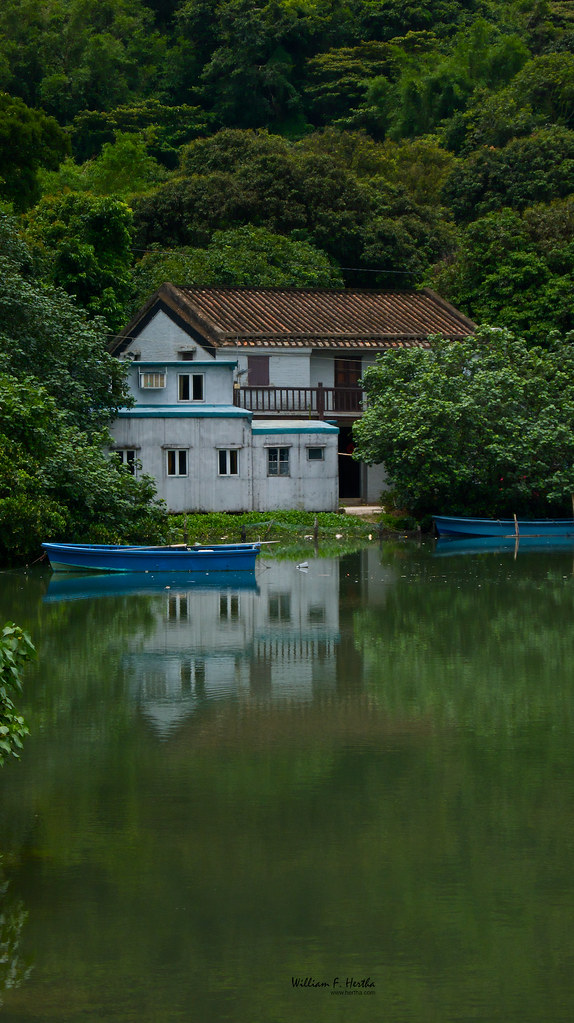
left=233, top=383, right=363, bottom=419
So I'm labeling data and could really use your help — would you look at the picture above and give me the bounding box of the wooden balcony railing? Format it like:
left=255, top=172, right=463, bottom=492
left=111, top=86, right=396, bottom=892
left=233, top=384, right=363, bottom=418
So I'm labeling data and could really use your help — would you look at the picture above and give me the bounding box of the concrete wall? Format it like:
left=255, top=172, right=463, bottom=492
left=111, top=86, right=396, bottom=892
left=123, top=310, right=199, bottom=361
left=251, top=421, right=339, bottom=512
left=110, top=409, right=254, bottom=513
left=110, top=412, right=339, bottom=513
left=310, top=352, right=335, bottom=388
left=218, top=348, right=312, bottom=389
left=365, top=462, right=390, bottom=504
left=126, top=360, right=236, bottom=407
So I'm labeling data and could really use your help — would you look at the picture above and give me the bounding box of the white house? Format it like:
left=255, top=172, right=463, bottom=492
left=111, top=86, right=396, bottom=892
left=110, top=285, right=475, bottom=509
left=110, top=356, right=339, bottom=512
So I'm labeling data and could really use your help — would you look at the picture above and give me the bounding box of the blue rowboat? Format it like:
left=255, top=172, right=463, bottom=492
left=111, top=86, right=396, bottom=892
left=433, top=515, right=574, bottom=538
left=44, top=570, right=260, bottom=601
left=434, top=536, right=574, bottom=557
left=42, top=541, right=262, bottom=573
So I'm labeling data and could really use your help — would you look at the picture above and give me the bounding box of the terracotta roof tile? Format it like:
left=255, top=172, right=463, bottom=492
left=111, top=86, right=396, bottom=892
left=112, top=284, right=475, bottom=354
left=176, top=286, right=474, bottom=342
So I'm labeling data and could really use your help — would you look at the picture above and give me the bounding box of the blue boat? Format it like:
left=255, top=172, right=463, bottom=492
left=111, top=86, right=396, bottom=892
left=44, top=570, right=260, bottom=601
left=434, top=536, right=574, bottom=557
left=42, top=541, right=262, bottom=573
left=433, top=515, right=574, bottom=538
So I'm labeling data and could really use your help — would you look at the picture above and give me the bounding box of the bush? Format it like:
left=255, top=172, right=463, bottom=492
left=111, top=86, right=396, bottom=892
left=0, top=623, right=35, bottom=765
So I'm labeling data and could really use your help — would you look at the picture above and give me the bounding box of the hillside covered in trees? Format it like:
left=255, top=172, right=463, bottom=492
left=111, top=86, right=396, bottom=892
left=0, top=0, right=572, bottom=339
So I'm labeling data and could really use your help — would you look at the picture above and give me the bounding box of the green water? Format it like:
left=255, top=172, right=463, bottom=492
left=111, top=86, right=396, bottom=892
left=1, top=543, right=574, bottom=1022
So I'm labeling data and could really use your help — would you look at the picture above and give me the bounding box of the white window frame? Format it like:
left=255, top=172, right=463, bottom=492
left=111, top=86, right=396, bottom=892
left=139, top=370, right=166, bottom=389
left=116, top=449, right=138, bottom=475
left=178, top=372, right=204, bottom=402
left=307, top=446, right=325, bottom=461
left=218, top=449, right=240, bottom=476
left=267, top=446, right=290, bottom=477
left=166, top=449, right=188, bottom=477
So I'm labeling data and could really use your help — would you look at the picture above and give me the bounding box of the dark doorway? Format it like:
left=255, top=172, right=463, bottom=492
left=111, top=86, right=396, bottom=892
left=338, top=425, right=361, bottom=499
left=334, top=358, right=362, bottom=387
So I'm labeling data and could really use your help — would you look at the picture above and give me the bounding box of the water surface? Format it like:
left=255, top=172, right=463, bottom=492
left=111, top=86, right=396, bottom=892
left=1, top=542, right=574, bottom=1021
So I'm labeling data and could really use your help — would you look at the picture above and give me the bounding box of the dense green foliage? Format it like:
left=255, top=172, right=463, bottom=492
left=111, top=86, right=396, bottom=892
left=0, top=211, right=167, bottom=561
left=169, top=509, right=377, bottom=544
left=0, top=0, right=571, bottom=548
left=0, top=622, right=34, bottom=764
left=129, top=224, right=343, bottom=312
left=353, top=328, right=574, bottom=517
left=0, top=0, right=568, bottom=334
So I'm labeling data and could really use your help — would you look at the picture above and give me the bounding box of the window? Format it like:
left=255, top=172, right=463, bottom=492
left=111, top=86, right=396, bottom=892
left=218, top=449, right=239, bottom=476
left=334, top=358, right=362, bottom=387
left=178, top=373, right=204, bottom=401
left=139, top=371, right=166, bottom=389
left=268, top=593, right=291, bottom=622
left=308, top=605, right=326, bottom=623
left=166, top=449, right=188, bottom=476
left=307, top=447, right=325, bottom=461
left=220, top=594, right=239, bottom=620
left=116, top=449, right=137, bottom=474
left=247, top=356, right=269, bottom=386
left=168, top=594, right=189, bottom=621
left=267, top=447, right=290, bottom=476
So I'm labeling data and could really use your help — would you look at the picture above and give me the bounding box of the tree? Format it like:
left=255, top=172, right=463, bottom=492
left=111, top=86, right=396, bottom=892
left=353, top=328, right=574, bottom=518
left=429, top=202, right=574, bottom=340
left=0, top=211, right=167, bottom=557
left=0, top=93, right=68, bottom=210
left=38, top=133, right=168, bottom=198
left=24, top=193, right=134, bottom=331
left=0, top=0, right=166, bottom=122
left=129, top=224, right=342, bottom=310
left=0, top=374, right=167, bottom=560
left=0, top=622, right=34, bottom=764
left=0, top=207, right=126, bottom=430
left=303, top=41, right=399, bottom=125
left=70, top=101, right=213, bottom=166
left=444, top=126, right=574, bottom=222
left=134, top=127, right=455, bottom=284
left=506, top=51, right=574, bottom=129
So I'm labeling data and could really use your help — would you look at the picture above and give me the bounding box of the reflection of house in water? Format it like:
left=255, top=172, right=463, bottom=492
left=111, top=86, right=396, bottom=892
left=125, top=558, right=341, bottom=737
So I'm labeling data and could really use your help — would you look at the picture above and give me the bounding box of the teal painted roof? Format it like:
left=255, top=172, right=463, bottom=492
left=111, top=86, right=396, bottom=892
left=252, top=420, right=338, bottom=435
left=136, top=360, right=236, bottom=369
left=116, top=405, right=251, bottom=420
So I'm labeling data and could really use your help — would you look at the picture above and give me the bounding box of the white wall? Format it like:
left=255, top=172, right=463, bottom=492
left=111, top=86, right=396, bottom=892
left=217, top=347, right=312, bottom=389
left=251, top=422, right=339, bottom=511
left=110, top=411, right=254, bottom=512
left=123, top=310, right=196, bottom=361
left=126, top=360, right=236, bottom=407
left=365, top=462, right=390, bottom=503
left=310, top=352, right=335, bottom=388
left=110, top=412, right=340, bottom=513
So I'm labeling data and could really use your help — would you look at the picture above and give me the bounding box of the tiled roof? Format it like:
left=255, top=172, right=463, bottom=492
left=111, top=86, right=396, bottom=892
left=226, top=335, right=437, bottom=349
left=112, top=284, right=475, bottom=354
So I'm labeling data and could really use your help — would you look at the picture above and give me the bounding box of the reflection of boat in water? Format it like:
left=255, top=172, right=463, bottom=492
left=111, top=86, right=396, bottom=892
left=42, top=540, right=261, bottom=573
left=434, top=514, right=574, bottom=538
left=44, top=570, right=260, bottom=602
left=434, top=536, right=574, bottom=557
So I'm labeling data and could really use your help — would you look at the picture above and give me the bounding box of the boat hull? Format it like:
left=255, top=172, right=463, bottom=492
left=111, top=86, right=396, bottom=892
left=44, top=570, right=260, bottom=601
left=42, top=542, right=261, bottom=573
left=435, top=536, right=574, bottom=556
left=433, top=515, right=574, bottom=538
